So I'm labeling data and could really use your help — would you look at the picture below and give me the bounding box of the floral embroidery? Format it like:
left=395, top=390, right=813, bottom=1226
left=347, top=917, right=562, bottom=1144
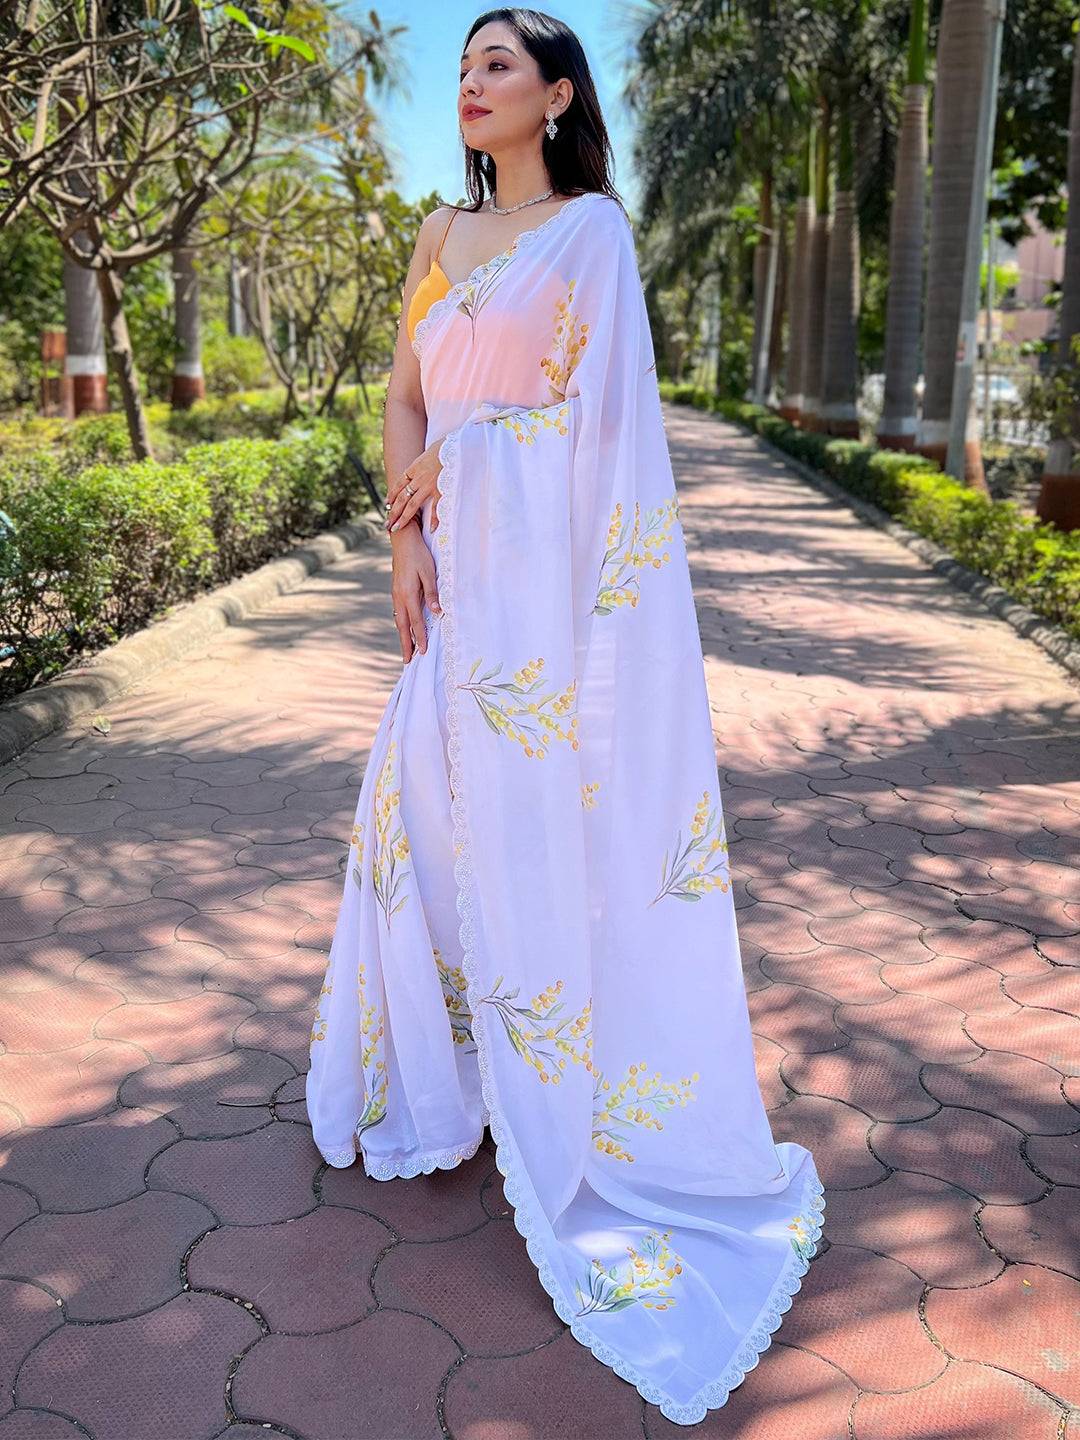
left=581, top=780, right=600, bottom=809
left=350, top=821, right=364, bottom=862
left=356, top=959, right=388, bottom=1134
left=575, top=1230, right=685, bottom=1316
left=459, top=656, right=578, bottom=758
left=434, top=944, right=475, bottom=1049
left=479, top=975, right=593, bottom=1083
left=486, top=401, right=571, bottom=442
left=310, top=980, right=331, bottom=1044
left=456, top=245, right=520, bottom=339
left=540, top=279, right=589, bottom=400
left=593, top=497, right=678, bottom=615
left=361, top=739, right=410, bottom=928
left=649, top=788, right=730, bottom=906
left=592, top=1063, right=699, bottom=1162
left=788, top=1214, right=817, bottom=1262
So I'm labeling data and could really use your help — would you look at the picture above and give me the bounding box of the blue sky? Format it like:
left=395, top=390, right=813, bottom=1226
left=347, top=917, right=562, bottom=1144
left=366, top=1, right=644, bottom=217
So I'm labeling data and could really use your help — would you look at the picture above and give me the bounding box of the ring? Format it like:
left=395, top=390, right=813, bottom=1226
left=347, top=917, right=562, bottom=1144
left=404, top=482, right=415, bottom=497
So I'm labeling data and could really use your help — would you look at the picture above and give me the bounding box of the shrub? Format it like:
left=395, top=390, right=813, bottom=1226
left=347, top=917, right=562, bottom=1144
left=0, top=417, right=382, bottom=701
left=661, top=386, right=1080, bottom=643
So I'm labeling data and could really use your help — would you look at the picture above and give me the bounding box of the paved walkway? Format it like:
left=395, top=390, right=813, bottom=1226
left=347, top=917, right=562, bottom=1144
left=1, top=405, right=1078, bottom=1440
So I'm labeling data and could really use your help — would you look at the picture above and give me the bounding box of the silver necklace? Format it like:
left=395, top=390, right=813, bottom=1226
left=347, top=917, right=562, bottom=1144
left=488, top=186, right=555, bottom=215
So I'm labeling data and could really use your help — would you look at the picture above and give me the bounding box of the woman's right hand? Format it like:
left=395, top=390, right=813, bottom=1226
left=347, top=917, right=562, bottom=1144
left=390, top=520, right=442, bottom=664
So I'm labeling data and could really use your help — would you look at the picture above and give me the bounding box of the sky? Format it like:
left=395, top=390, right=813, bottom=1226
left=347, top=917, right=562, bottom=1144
left=362, top=0, right=645, bottom=218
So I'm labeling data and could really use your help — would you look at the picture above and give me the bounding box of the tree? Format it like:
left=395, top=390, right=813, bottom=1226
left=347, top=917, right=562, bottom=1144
left=821, top=93, right=860, bottom=435
left=1036, top=25, right=1080, bottom=530
left=0, top=0, right=397, bottom=454
left=878, top=0, right=929, bottom=450
left=918, top=0, right=990, bottom=484
left=780, top=128, right=814, bottom=420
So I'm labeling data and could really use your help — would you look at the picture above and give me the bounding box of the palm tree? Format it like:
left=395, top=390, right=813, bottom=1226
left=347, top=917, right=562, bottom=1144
left=821, top=94, right=860, bottom=435
left=1036, top=28, right=1080, bottom=529
left=799, top=98, right=831, bottom=429
left=877, top=0, right=929, bottom=450
left=918, top=0, right=989, bottom=484
left=781, top=128, right=815, bottom=420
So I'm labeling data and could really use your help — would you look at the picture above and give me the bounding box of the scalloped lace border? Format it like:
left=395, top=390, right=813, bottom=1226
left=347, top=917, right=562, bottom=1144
left=433, top=418, right=828, bottom=1426
left=410, top=191, right=598, bottom=362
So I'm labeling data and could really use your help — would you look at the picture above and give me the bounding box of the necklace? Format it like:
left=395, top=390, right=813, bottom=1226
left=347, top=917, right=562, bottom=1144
left=488, top=186, right=555, bottom=216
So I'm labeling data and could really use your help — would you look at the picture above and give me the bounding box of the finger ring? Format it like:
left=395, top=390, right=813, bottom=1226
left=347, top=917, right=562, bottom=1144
left=404, top=482, right=415, bottom=497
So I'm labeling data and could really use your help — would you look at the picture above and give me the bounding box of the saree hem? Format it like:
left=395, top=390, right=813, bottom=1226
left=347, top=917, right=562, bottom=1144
left=436, top=417, right=828, bottom=1428
left=315, top=1125, right=487, bottom=1180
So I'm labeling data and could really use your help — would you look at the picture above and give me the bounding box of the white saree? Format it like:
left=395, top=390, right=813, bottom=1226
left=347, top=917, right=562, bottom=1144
left=306, top=190, right=825, bottom=1424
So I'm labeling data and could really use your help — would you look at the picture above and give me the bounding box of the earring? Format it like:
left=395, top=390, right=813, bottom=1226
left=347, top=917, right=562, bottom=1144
left=545, top=112, right=558, bottom=139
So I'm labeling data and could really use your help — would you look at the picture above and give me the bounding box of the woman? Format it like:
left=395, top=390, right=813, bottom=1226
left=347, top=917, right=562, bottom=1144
left=306, top=7, right=824, bottom=1425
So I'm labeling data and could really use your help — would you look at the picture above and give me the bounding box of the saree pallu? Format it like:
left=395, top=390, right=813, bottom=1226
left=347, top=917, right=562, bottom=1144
left=306, top=190, right=825, bottom=1425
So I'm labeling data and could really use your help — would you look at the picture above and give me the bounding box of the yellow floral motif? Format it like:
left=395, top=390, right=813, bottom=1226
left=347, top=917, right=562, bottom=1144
left=459, top=655, right=578, bottom=758
left=581, top=780, right=601, bottom=809
left=356, top=959, right=388, bottom=1134
left=310, top=980, right=331, bottom=1044
left=486, top=401, right=570, bottom=442
left=479, top=975, right=594, bottom=1083
left=359, top=739, right=410, bottom=928
left=649, top=788, right=730, bottom=906
left=788, top=1214, right=817, bottom=1262
left=592, top=1063, right=699, bottom=1162
left=350, top=821, right=364, bottom=864
left=540, top=279, right=589, bottom=399
left=575, top=1229, right=685, bottom=1316
left=593, top=497, right=679, bottom=615
left=434, top=943, right=475, bottom=1050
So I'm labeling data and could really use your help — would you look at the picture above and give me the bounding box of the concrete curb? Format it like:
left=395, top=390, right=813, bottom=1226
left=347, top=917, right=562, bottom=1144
left=0, top=515, right=385, bottom=766
left=702, top=410, right=1080, bottom=685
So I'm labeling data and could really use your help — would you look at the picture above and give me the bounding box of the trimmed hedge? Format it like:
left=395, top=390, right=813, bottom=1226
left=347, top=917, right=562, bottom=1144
left=0, top=416, right=381, bottom=700
left=659, top=384, right=1080, bottom=645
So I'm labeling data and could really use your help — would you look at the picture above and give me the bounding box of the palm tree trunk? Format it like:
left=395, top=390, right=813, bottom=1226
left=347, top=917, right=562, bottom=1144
left=781, top=129, right=815, bottom=421
left=1036, top=29, right=1080, bottom=530
left=769, top=211, right=788, bottom=390
left=800, top=100, right=831, bottom=430
left=171, top=242, right=205, bottom=409
left=878, top=0, right=929, bottom=450
left=918, top=0, right=987, bottom=480
left=821, top=98, right=860, bottom=438
left=749, top=169, right=774, bottom=400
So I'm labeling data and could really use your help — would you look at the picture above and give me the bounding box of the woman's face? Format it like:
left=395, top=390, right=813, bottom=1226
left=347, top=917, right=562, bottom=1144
left=458, top=21, right=567, bottom=151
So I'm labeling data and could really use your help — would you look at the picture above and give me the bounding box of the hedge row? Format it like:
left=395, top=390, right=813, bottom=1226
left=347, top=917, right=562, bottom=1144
left=0, top=415, right=382, bottom=700
left=659, top=383, right=1080, bottom=645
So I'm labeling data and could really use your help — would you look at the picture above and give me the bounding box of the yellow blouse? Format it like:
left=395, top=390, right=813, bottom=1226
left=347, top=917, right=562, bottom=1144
left=406, top=258, right=452, bottom=344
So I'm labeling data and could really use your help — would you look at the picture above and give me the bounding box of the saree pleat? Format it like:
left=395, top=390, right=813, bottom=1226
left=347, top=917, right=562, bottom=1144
left=306, top=191, right=825, bottom=1424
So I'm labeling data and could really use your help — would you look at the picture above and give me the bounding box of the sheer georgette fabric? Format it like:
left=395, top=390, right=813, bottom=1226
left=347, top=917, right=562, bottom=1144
left=305, top=191, right=825, bottom=1425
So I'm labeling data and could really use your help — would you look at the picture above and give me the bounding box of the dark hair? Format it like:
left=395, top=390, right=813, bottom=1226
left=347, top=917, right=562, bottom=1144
left=454, top=8, right=622, bottom=215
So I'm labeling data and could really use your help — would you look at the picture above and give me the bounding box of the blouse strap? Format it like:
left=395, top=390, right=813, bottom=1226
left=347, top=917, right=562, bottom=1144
left=434, top=208, right=459, bottom=262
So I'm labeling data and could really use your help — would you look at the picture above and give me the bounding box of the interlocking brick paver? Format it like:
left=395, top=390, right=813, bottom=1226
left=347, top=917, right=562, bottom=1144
left=231, top=1311, right=456, bottom=1439
left=851, top=1359, right=1071, bottom=1439
left=0, top=1189, right=215, bottom=1319
left=820, top=1169, right=1002, bottom=1286
left=926, top=1262, right=1080, bottom=1407
left=15, top=1292, right=262, bottom=1438
left=2, top=406, right=1079, bottom=1434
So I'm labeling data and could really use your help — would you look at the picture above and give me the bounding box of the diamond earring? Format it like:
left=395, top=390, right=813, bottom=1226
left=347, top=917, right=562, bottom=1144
left=545, top=112, right=558, bottom=139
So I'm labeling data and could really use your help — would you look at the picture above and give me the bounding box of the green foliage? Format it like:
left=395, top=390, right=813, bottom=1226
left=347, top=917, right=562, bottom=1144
left=660, top=385, right=1080, bottom=643
left=201, top=319, right=271, bottom=396
left=0, top=417, right=381, bottom=700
